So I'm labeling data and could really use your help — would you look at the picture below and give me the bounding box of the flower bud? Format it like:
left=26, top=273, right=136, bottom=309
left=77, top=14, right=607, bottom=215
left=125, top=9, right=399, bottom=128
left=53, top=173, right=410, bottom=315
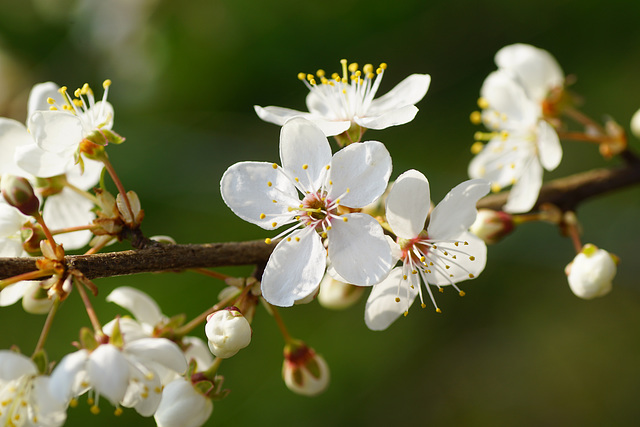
left=469, top=209, right=514, bottom=244
left=22, top=281, right=54, bottom=314
left=116, top=190, right=144, bottom=226
left=282, top=340, right=329, bottom=396
left=565, top=244, right=618, bottom=299
left=1, top=174, right=40, bottom=216
left=317, top=275, right=364, bottom=310
left=631, top=108, right=640, bottom=140
left=204, top=307, right=252, bottom=359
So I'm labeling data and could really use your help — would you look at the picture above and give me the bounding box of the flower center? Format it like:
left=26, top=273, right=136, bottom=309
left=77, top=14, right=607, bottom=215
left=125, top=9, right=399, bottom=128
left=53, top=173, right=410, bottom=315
left=297, top=59, right=387, bottom=120
left=297, top=191, right=337, bottom=233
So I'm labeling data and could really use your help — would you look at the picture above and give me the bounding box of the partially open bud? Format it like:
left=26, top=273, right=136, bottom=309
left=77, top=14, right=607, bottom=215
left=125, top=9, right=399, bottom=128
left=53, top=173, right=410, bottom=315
left=21, top=281, right=54, bottom=314
left=204, top=307, right=252, bottom=359
left=317, top=274, right=364, bottom=310
left=565, top=244, right=618, bottom=299
left=1, top=175, right=40, bottom=216
left=282, top=340, right=329, bottom=396
left=469, top=209, right=514, bottom=244
left=116, top=191, right=144, bottom=226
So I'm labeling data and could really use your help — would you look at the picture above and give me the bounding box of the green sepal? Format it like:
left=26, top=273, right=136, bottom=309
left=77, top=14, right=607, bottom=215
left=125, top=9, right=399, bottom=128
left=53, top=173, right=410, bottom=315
left=110, top=318, right=125, bottom=348
left=102, top=129, right=125, bottom=145
left=32, top=349, right=49, bottom=375
left=79, top=327, right=100, bottom=351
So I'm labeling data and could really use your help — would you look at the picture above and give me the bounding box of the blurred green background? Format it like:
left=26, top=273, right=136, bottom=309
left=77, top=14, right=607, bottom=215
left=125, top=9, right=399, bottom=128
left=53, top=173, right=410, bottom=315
left=2, top=0, right=640, bottom=425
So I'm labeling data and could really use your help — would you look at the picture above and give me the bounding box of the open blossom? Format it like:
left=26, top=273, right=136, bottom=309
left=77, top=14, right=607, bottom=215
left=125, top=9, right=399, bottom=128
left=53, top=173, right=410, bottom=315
left=565, top=244, right=618, bottom=299
left=154, top=377, right=213, bottom=427
left=365, top=170, right=490, bottom=331
left=255, top=59, right=431, bottom=136
left=0, top=350, right=67, bottom=427
left=49, top=339, right=187, bottom=417
left=468, top=70, right=562, bottom=213
left=220, top=117, right=393, bottom=306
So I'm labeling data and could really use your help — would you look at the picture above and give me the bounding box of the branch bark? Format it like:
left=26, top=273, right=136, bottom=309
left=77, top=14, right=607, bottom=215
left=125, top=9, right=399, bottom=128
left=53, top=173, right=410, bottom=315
left=2, top=151, right=640, bottom=281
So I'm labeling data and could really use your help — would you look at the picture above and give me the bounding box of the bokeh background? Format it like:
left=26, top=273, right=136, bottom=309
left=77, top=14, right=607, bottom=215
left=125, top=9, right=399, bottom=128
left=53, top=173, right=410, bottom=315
left=2, top=0, right=640, bottom=425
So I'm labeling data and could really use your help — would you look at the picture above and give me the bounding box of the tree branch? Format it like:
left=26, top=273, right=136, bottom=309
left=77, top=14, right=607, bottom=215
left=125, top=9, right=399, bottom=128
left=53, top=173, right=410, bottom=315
left=2, top=150, right=640, bottom=281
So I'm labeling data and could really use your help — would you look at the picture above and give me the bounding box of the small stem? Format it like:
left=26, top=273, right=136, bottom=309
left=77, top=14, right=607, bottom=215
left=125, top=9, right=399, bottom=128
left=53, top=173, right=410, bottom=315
left=563, top=107, right=605, bottom=134
left=189, top=268, right=230, bottom=281
left=557, top=131, right=609, bottom=144
left=269, top=304, right=292, bottom=343
left=32, top=212, right=56, bottom=246
left=33, top=298, right=61, bottom=356
left=74, top=277, right=104, bottom=336
left=51, top=224, right=99, bottom=235
left=101, top=155, right=135, bottom=223
left=84, top=237, right=115, bottom=255
left=0, top=269, right=54, bottom=290
left=65, top=181, right=99, bottom=205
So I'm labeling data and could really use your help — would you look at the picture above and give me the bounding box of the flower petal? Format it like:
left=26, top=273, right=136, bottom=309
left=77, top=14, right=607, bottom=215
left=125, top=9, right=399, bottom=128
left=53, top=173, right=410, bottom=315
left=43, top=188, right=95, bottom=250
left=355, top=105, right=419, bottom=130
left=0, top=350, right=37, bottom=380
left=29, top=111, right=83, bottom=154
left=426, top=232, right=487, bottom=286
left=154, top=378, right=213, bottom=427
left=125, top=338, right=188, bottom=374
left=0, top=118, right=34, bottom=177
left=428, top=179, right=490, bottom=241
left=255, top=105, right=351, bottom=136
left=364, top=268, right=418, bottom=331
left=480, top=70, right=539, bottom=129
left=49, top=349, right=90, bottom=404
left=327, top=213, right=393, bottom=286
left=279, top=118, right=332, bottom=191
left=261, top=228, right=326, bottom=307
left=220, top=161, right=298, bottom=230
left=0, top=281, right=30, bottom=307
left=66, top=157, right=104, bottom=190
left=537, top=120, right=562, bottom=171
left=106, top=286, right=165, bottom=327
left=503, top=156, right=543, bottom=213
left=14, top=143, right=74, bottom=178
left=367, top=74, right=431, bottom=115
left=328, top=141, right=392, bottom=208
left=27, top=82, right=61, bottom=117
left=385, top=169, right=430, bottom=239
left=88, top=344, right=130, bottom=405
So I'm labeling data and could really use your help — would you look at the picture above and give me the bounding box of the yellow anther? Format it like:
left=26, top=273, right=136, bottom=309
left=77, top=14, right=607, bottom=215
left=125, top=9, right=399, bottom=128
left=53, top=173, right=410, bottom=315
left=114, top=407, right=123, bottom=416
left=501, top=130, right=509, bottom=140
left=306, top=74, right=314, bottom=81
left=477, top=97, right=489, bottom=109
left=379, top=62, right=387, bottom=69
left=325, top=165, right=330, bottom=170
left=69, top=398, right=79, bottom=408
left=436, top=308, right=442, bottom=313
left=58, top=86, right=68, bottom=94
left=73, top=99, right=83, bottom=107
left=445, top=265, right=450, bottom=269
left=295, top=237, right=300, bottom=242
left=468, top=273, right=475, bottom=278
left=335, top=199, right=340, bottom=204
left=348, top=62, right=358, bottom=73
left=452, top=255, right=457, bottom=259
left=420, top=256, right=426, bottom=262
left=49, top=106, right=57, bottom=110
left=272, top=163, right=278, bottom=169
left=297, top=72, right=306, bottom=80
left=103, top=79, right=112, bottom=88
left=411, top=269, right=417, bottom=274
left=302, top=164, right=308, bottom=170
left=510, top=177, right=517, bottom=185
left=376, top=68, right=383, bottom=74
left=443, top=251, right=448, bottom=256
left=510, top=163, right=516, bottom=169
left=491, top=183, right=502, bottom=193
left=470, top=111, right=482, bottom=125
left=321, top=232, right=327, bottom=238
left=363, top=64, right=373, bottom=74
left=432, top=245, right=437, bottom=249
left=464, top=241, right=469, bottom=245
left=342, top=217, right=348, bottom=222
left=459, top=291, right=466, bottom=297
left=155, top=387, right=162, bottom=393
left=287, top=237, right=291, bottom=241
left=454, top=242, right=459, bottom=246
left=259, top=213, right=266, bottom=219
left=309, top=79, right=316, bottom=85
left=90, top=405, right=100, bottom=415
left=272, top=200, right=277, bottom=203
left=421, top=303, right=426, bottom=308
left=331, top=72, right=339, bottom=80
left=395, top=297, right=400, bottom=302
left=265, top=238, right=272, bottom=244
left=403, top=275, right=408, bottom=280
left=316, top=69, right=325, bottom=77
left=74, top=88, right=82, bottom=98
left=438, top=288, right=444, bottom=293
left=47, top=97, right=55, bottom=104
left=267, top=181, right=272, bottom=187
left=328, top=180, right=333, bottom=185
left=271, top=222, right=277, bottom=227
left=469, top=256, right=475, bottom=261
left=294, top=177, right=299, bottom=182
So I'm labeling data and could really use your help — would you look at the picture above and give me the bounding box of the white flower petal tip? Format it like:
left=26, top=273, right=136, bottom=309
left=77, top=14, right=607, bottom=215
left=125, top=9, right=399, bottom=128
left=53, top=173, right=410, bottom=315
left=106, top=286, right=165, bottom=326
left=566, top=244, right=618, bottom=299
left=256, top=60, right=429, bottom=135
left=365, top=268, right=419, bottom=331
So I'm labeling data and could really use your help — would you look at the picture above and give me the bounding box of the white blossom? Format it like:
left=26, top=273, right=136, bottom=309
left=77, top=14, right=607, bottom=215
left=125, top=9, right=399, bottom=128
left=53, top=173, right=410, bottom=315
left=255, top=60, right=430, bottom=136
left=154, top=377, right=213, bottom=427
left=365, top=170, right=490, bottom=331
left=220, top=117, right=393, bottom=306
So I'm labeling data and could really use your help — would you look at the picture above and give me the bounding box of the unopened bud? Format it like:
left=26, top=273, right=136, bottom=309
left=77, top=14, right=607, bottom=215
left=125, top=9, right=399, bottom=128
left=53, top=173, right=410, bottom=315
left=1, top=175, right=40, bottom=216
left=469, top=209, right=514, bottom=244
left=317, top=275, right=364, bottom=310
left=116, top=191, right=144, bottom=226
left=631, top=108, right=640, bottom=140
left=282, top=340, right=329, bottom=396
left=565, top=244, right=618, bottom=299
left=205, top=307, right=252, bottom=359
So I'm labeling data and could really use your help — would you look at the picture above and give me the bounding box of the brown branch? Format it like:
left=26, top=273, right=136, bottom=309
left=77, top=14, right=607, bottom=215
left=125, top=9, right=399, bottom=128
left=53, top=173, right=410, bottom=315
left=1, top=150, right=640, bottom=281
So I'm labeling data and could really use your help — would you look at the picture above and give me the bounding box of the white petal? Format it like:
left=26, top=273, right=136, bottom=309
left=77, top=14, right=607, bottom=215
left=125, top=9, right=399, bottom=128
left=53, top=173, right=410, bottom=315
left=261, top=228, right=326, bottom=307
left=28, top=82, right=61, bottom=117
left=121, top=362, right=163, bottom=416
left=495, top=43, right=564, bottom=103
left=0, top=280, right=30, bottom=306
left=125, top=338, right=188, bottom=374
left=49, top=349, right=90, bottom=403
left=327, top=213, right=393, bottom=286
left=537, top=120, right=562, bottom=171
left=30, top=375, right=68, bottom=427
left=480, top=70, right=539, bottom=129
left=503, top=157, right=543, bottom=213
left=428, top=179, right=490, bottom=241
left=279, top=118, right=332, bottom=191
left=182, top=336, right=214, bottom=371
left=0, top=237, right=24, bottom=257
left=87, top=344, right=130, bottom=405
left=385, top=169, right=430, bottom=239
left=66, top=157, right=104, bottom=190
left=0, top=350, right=37, bottom=380
left=328, top=141, right=392, bottom=208
left=220, top=161, right=298, bottom=230
left=84, top=101, right=114, bottom=130
left=103, top=317, right=150, bottom=342
left=426, top=232, right=487, bottom=286
left=0, top=200, right=27, bottom=237
left=355, top=105, right=419, bottom=130
left=367, top=74, right=431, bottom=115
left=106, top=286, right=165, bottom=326
left=43, top=188, right=95, bottom=250
left=254, top=105, right=350, bottom=136
left=14, top=143, right=74, bottom=178
left=364, top=268, right=418, bottom=331
left=0, top=118, right=34, bottom=177
left=29, top=111, right=83, bottom=154
left=154, top=378, right=213, bottom=427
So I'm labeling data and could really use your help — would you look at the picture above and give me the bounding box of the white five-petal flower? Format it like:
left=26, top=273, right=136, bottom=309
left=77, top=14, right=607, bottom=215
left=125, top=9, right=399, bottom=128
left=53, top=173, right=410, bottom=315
left=365, top=170, right=490, bottom=331
left=255, top=59, right=431, bottom=136
left=468, top=70, right=562, bottom=213
left=220, top=117, right=394, bottom=306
